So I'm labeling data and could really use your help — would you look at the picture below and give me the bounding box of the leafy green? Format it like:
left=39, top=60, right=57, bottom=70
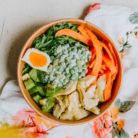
left=45, top=36, right=87, bottom=56
left=29, top=69, right=47, bottom=85
left=22, top=64, right=31, bottom=74
left=46, top=22, right=78, bottom=36
left=37, top=70, right=47, bottom=83
left=115, top=99, right=135, bottom=113
left=32, top=22, right=78, bottom=50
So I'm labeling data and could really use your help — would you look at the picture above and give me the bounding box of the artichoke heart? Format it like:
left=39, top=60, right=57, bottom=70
left=60, top=91, right=90, bottom=120
left=83, top=97, right=99, bottom=111
left=77, top=83, right=85, bottom=104
left=85, top=84, right=97, bottom=99
left=53, top=96, right=68, bottom=118
left=90, top=107, right=100, bottom=115
left=55, top=81, right=77, bottom=96
left=95, top=75, right=106, bottom=102
left=79, top=75, right=96, bottom=90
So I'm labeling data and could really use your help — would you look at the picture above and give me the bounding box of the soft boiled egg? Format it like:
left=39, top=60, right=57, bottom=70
left=22, top=48, right=50, bottom=72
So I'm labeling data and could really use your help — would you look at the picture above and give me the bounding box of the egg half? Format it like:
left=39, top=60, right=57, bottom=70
left=22, top=48, right=50, bottom=72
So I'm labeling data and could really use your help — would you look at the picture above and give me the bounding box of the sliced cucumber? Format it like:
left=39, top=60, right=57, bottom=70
left=30, top=86, right=45, bottom=96
left=41, top=97, right=55, bottom=113
left=46, top=88, right=64, bottom=97
left=24, top=79, right=35, bottom=90
left=33, top=95, right=42, bottom=103
left=29, top=69, right=40, bottom=82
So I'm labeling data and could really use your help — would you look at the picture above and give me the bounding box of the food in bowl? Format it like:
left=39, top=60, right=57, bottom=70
left=21, top=22, right=118, bottom=121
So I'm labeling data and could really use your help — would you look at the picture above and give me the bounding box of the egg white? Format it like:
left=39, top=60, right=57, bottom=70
left=22, top=48, right=50, bottom=72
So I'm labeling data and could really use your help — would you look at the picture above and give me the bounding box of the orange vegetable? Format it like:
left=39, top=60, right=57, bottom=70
left=102, top=54, right=116, bottom=74
left=99, top=64, right=106, bottom=74
left=101, top=64, right=106, bottom=70
left=100, top=42, right=118, bottom=82
left=78, top=25, right=89, bottom=39
left=89, top=50, right=96, bottom=68
left=108, top=43, right=118, bottom=81
left=108, top=43, right=118, bottom=68
left=86, top=29, right=102, bottom=76
left=100, top=41, right=114, bottom=64
left=103, top=71, right=113, bottom=101
left=99, top=66, right=106, bottom=74
left=100, top=69, right=104, bottom=74
left=89, top=59, right=96, bottom=68
left=92, top=52, right=96, bottom=60
left=55, top=28, right=89, bottom=45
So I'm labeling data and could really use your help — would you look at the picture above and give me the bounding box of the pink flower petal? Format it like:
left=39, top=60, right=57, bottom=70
left=92, top=112, right=113, bottom=138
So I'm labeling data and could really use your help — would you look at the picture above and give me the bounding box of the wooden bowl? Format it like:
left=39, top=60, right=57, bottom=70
left=17, top=19, right=122, bottom=125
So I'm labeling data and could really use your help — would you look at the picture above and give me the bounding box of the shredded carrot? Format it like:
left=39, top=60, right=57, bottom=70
left=108, top=43, right=118, bottom=68
left=88, top=50, right=96, bottom=68
left=89, top=50, right=96, bottom=64
left=86, top=67, right=92, bottom=75
left=102, top=54, right=116, bottom=74
left=100, top=68, right=104, bottom=74
left=104, top=71, right=113, bottom=101
left=86, top=29, right=102, bottom=76
left=55, top=28, right=89, bottom=45
left=99, top=64, right=106, bottom=74
left=89, top=59, right=96, bottom=68
left=78, top=25, right=90, bottom=39
left=100, top=41, right=118, bottom=82
left=101, top=64, right=106, bottom=70
left=91, top=52, right=96, bottom=61
left=100, top=41, right=114, bottom=64
left=108, top=43, right=118, bottom=81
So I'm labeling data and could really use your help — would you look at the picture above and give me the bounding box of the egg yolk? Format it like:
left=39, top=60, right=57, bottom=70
left=29, top=52, right=47, bottom=67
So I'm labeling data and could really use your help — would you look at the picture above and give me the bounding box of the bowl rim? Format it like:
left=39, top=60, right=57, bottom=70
left=17, top=18, right=123, bottom=125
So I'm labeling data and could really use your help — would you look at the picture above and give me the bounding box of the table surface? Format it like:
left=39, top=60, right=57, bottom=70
left=0, top=0, right=138, bottom=90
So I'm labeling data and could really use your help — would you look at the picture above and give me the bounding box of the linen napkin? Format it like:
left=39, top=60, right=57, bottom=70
left=0, top=3, right=138, bottom=138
